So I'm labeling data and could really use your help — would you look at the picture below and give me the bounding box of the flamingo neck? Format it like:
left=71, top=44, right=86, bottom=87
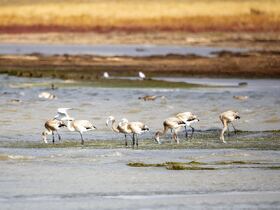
left=66, top=120, right=75, bottom=131
left=111, top=119, right=120, bottom=133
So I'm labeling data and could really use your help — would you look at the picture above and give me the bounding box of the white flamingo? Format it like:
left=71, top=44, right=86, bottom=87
left=122, top=121, right=149, bottom=148
left=154, top=117, right=186, bottom=144
left=106, top=116, right=131, bottom=146
left=65, top=119, right=97, bottom=145
left=175, top=112, right=199, bottom=138
left=54, top=108, right=96, bottom=145
left=219, top=110, right=240, bottom=143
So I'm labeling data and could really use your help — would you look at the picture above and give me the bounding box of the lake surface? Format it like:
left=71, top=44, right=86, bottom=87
left=0, top=74, right=279, bottom=142
left=0, top=75, right=280, bottom=209
left=0, top=43, right=245, bottom=57
left=0, top=148, right=279, bottom=209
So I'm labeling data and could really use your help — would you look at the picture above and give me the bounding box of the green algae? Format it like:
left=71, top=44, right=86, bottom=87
left=127, top=162, right=166, bottom=167
left=215, top=161, right=261, bottom=165
left=127, top=160, right=280, bottom=171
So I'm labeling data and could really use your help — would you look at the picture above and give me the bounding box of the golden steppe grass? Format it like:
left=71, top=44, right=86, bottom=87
left=0, top=0, right=280, bottom=32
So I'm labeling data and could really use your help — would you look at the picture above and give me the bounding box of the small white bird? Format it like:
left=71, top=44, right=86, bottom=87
left=42, top=119, right=66, bottom=144
left=103, top=72, right=109, bottom=78
left=54, top=108, right=72, bottom=121
left=219, top=110, right=241, bottom=143
left=138, top=71, right=146, bottom=80
left=38, top=92, right=56, bottom=99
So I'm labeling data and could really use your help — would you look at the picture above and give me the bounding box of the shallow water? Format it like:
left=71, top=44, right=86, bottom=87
left=0, top=74, right=279, bottom=142
left=0, top=148, right=279, bottom=209
left=0, top=43, right=245, bottom=57
left=1, top=75, right=280, bottom=209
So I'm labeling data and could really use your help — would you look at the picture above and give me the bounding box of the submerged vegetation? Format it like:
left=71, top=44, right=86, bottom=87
left=127, top=160, right=280, bottom=171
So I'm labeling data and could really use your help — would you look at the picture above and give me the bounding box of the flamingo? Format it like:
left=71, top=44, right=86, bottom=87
left=175, top=112, right=199, bottom=138
left=121, top=121, right=149, bottom=149
left=106, top=116, right=130, bottom=146
left=42, top=119, right=66, bottom=144
left=154, top=117, right=186, bottom=144
left=219, top=110, right=240, bottom=143
left=65, top=119, right=97, bottom=145
left=54, top=108, right=96, bottom=145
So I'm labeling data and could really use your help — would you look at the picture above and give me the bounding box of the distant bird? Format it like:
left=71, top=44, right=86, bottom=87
left=42, top=119, right=66, bottom=144
left=138, top=95, right=166, bottom=101
left=233, top=96, right=248, bottom=101
left=65, top=119, right=97, bottom=145
left=106, top=116, right=130, bottom=146
left=124, top=121, right=149, bottom=148
left=154, top=117, right=186, bottom=144
left=219, top=110, right=241, bottom=143
left=138, top=71, right=146, bottom=80
left=51, top=83, right=57, bottom=90
left=103, top=72, right=110, bottom=78
left=175, top=112, right=199, bottom=138
left=10, top=99, right=22, bottom=103
left=38, top=92, right=56, bottom=99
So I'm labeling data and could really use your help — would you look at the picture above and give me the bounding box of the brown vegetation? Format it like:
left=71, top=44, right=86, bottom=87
left=0, top=0, right=279, bottom=33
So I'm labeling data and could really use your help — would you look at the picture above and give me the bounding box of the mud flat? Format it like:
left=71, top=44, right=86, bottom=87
left=1, top=130, right=279, bottom=150
left=0, top=50, right=280, bottom=82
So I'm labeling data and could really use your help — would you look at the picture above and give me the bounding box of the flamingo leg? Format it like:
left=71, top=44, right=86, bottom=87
left=190, top=126, right=195, bottom=138
left=136, top=134, right=138, bottom=148
left=231, top=123, right=237, bottom=134
left=79, top=132, right=84, bottom=145
left=124, top=134, right=128, bottom=147
left=220, top=125, right=228, bottom=143
left=132, top=134, right=135, bottom=149
left=52, top=132, right=55, bottom=144
left=57, top=131, right=61, bottom=141
left=185, top=126, right=188, bottom=138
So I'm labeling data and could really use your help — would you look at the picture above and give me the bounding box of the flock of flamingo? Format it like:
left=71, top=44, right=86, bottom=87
left=42, top=107, right=240, bottom=148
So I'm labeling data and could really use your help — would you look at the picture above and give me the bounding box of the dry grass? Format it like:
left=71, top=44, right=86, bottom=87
left=0, top=0, right=279, bottom=32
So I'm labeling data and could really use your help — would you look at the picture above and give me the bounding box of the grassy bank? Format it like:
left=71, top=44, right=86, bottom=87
left=0, top=0, right=279, bottom=33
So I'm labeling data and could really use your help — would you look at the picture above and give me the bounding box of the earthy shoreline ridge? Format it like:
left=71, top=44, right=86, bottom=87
left=1, top=50, right=280, bottom=81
